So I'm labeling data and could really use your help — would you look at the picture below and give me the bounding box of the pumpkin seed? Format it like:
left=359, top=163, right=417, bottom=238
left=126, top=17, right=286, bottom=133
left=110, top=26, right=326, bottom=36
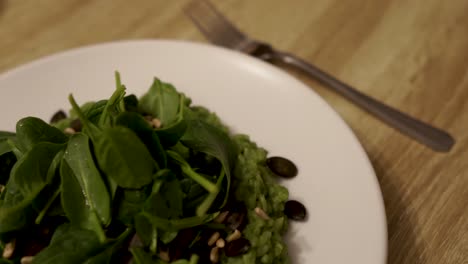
left=266, top=156, right=298, bottom=178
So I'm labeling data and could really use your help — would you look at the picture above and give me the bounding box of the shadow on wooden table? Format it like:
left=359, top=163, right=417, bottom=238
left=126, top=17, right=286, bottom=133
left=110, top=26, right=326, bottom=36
left=0, top=0, right=5, bottom=15
left=371, top=158, right=428, bottom=264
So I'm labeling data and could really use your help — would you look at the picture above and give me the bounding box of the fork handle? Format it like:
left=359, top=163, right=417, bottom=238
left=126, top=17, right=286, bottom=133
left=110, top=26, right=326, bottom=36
left=271, top=51, right=454, bottom=152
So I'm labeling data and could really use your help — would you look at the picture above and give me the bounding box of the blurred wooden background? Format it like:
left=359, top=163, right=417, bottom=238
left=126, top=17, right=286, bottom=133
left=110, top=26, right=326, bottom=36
left=0, top=0, right=467, bottom=263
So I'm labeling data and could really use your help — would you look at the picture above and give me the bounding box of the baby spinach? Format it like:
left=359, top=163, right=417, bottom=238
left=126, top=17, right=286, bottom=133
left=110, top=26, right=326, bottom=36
left=0, top=132, right=16, bottom=138
left=99, top=72, right=126, bottom=127
left=80, top=100, right=108, bottom=124
left=70, top=96, right=154, bottom=189
left=32, top=224, right=104, bottom=264
left=0, top=141, right=12, bottom=157
left=139, top=78, right=188, bottom=146
left=123, top=94, right=139, bottom=113
left=94, top=126, right=155, bottom=189
left=35, top=188, right=61, bottom=225
left=134, top=214, right=158, bottom=254
left=34, top=150, right=64, bottom=224
left=0, top=73, right=256, bottom=263
left=62, top=133, right=111, bottom=226
left=154, top=106, right=187, bottom=147
left=52, top=117, right=74, bottom=131
left=15, top=117, right=67, bottom=153
left=115, top=112, right=167, bottom=169
left=0, top=132, right=15, bottom=156
left=139, top=211, right=218, bottom=231
left=60, top=160, right=106, bottom=242
left=130, top=247, right=154, bottom=264
left=139, top=78, right=181, bottom=127
left=0, top=142, right=62, bottom=232
left=7, top=142, right=63, bottom=202
left=0, top=194, right=34, bottom=233
left=196, top=169, right=225, bottom=216
left=4, top=138, right=22, bottom=160
left=143, top=173, right=184, bottom=219
left=181, top=119, right=237, bottom=206
left=68, top=95, right=103, bottom=142
left=0, top=152, right=16, bottom=185
left=82, top=228, right=133, bottom=264
left=116, top=187, right=151, bottom=225
left=167, top=150, right=218, bottom=194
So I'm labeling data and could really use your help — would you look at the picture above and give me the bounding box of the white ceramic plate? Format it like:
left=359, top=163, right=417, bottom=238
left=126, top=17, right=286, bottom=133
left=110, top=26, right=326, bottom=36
left=0, top=40, right=387, bottom=264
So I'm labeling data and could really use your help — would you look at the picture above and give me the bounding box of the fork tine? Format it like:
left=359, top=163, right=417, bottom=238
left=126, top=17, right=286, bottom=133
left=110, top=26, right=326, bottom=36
left=184, top=0, right=248, bottom=49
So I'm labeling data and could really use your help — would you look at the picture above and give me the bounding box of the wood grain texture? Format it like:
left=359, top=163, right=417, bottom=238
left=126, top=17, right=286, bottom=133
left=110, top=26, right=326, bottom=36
left=0, top=0, right=467, bottom=263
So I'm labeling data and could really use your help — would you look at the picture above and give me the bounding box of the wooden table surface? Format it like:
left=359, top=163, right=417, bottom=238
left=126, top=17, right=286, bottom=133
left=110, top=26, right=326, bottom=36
left=1, top=0, right=467, bottom=263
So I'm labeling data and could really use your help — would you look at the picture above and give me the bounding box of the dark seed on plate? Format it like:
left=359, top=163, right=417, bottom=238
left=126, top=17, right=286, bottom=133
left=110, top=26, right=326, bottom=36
left=266, top=156, right=298, bottom=178
left=50, top=110, right=67, bottom=124
left=284, top=200, right=307, bottom=221
left=224, top=237, right=251, bottom=257
left=70, top=118, right=83, bottom=132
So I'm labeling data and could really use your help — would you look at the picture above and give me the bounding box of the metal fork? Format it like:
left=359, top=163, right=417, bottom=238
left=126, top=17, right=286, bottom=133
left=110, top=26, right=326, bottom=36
left=184, top=0, right=455, bottom=152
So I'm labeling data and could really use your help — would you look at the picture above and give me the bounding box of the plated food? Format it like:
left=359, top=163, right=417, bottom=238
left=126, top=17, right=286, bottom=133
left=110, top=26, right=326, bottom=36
left=0, top=73, right=305, bottom=264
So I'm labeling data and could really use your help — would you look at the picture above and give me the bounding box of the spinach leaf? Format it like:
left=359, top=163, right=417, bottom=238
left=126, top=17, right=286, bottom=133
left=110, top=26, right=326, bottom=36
left=4, top=138, right=23, bottom=161
left=99, top=72, right=126, bottom=127
left=0, top=131, right=16, bottom=139
left=94, top=126, right=155, bottom=189
left=139, top=78, right=181, bottom=127
left=159, top=229, right=178, bottom=244
left=80, top=100, right=108, bottom=124
left=180, top=178, right=208, bottom=214
left=68, top=95, right=103, bottom=142
left=138, top=211, right=218, bottom=231
left=130, top=247, right=155, bottom=264
left=104, top=175, right=119, bottom=202
left=32, top=224, right=104, bottom=264
left=0, top=132, right=15, bottom=156
left=68, top=95, right=119, bottom=200
left=196, top=169, right=225, bottom=216
left=62, top=133, right=111, bottom=226
left=144, top=173, right=184, bottom=219
left=82, top=228, right=133, bottom=264
left=35, top=188, right=61, bottom=225
left=116, top=112, right=167, bottom=168
left=34, top=150, right=64, bottom=224
left=52, top=117, right=74, bottom=131
left=134, top=214, right=158, bottom=254
left=167, top=150, right=217, bottom=194
left=154, top=111, right=187, bottom=147
left=60, top=160, right=106, bottom=242
left=116, top=187, right=151, bottom=225
left=0, top=142, right=62, bottom=232
left=0, top=152, right=16, bottom=185
left=9, top=142, right=63, bottom=198
left=0, top=195, right=33, bottom=233
left=139, top=79, right=187, bottom=146
left=70, top=95, right=155, bottom=191
left=0, top=140, right=12, bottom=157
left=181, top=119, right=237, bottom=206
left=15, top=117, right=68, bottom=153
left=124, top=94, right=139, bottom=113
